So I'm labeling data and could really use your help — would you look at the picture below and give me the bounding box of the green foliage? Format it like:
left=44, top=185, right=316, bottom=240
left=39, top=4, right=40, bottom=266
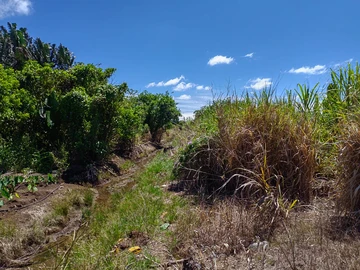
left=0, top=65, right=36, bottom=138
left=0, top=174, right=56, bottom=206
left=70, top=63, right=115, bottom=94
left=138, top=91, right=181, bottom=143
left=0, top=59, right=154, bottom=173
left=58, top=87, right=90, bottom=162
left=32, top=151, right=56, bottom=174
left=322, top=63, right=360, bottom=132
left=116, top=95, right=145, bottom=151
left=0, top=22, right=181, bottom=180
left=62, top=153, right=185, bottom=269
left=0, top=22, right=75, bottom=70
left=193, top=103, right=218, bottom=136
left=294, top=83, right=320, bottom=119
left=87, top=83, right=127, bottom=160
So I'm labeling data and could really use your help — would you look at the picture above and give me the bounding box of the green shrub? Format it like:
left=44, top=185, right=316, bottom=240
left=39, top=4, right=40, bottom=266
left=137, top=91, right=181, bottom=143
left=32, top=151, right=55, bottom=173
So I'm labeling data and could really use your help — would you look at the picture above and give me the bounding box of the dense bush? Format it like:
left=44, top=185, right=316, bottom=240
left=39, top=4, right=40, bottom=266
left=0, top=23, right=181, bottom=177
left=138, top=91, right=181, bottom=143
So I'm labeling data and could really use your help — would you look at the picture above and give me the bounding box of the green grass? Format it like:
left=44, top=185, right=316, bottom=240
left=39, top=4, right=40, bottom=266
left=119, top=159, right=135, bottom=172
left=0, top=220, right=16, bottom=238
left=57, top=153, right=187, bottom=269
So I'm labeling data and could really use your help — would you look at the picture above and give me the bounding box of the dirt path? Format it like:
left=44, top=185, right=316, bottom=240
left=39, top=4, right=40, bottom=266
left=0, top=142, right=160, bottom=269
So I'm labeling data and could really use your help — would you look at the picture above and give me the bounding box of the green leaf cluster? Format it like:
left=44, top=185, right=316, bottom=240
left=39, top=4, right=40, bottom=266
left=0, top=22, right=181, bottom=177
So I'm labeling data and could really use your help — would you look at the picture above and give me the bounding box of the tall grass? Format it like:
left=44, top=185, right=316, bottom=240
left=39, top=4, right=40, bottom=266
left=176, top=89, right=315, bottom=205
left=338, top=122, right=360, bottom=214
left=176, top=62, right=360, bottom=216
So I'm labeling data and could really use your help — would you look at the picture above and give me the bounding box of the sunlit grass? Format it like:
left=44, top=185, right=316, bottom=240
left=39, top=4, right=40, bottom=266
left=60, top=153, right=187, bottom=269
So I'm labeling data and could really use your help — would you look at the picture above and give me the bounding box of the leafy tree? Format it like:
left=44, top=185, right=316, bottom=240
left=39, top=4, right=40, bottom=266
left=116, top=93, right=145, bottom=152
left=87, top=83, right=127, bottom=161
left=58, top=87, right=90, bottom=163
left=0, top=64, right=36, bottom=139
left=0, top=22, right=182, bottom=177
left=70, top=63, right=116, bottom=94
left=138, top=91, right=181, bottom=143
left=0, top=22, right=75, bottom=70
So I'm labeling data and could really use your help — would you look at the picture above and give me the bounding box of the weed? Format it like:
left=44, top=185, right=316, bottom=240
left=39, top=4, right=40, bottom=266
left=0, top=220, right=16, bottom=237
left=83, top=189, right=94, bottom=207
left=53, top=199, right=70, bottom=217
left=119, top=159, right=135, bottom=172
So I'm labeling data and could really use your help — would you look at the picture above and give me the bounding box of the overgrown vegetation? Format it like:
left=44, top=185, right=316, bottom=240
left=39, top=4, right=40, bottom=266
left=3, top=21, right=360, bottom=269
left=46, top=153, right=186, bottom=269
left=0, top=174, right=55, bottom=206
left=0, top=23, right=180, bottom=184
left=175, top=64, right=360, bottom=215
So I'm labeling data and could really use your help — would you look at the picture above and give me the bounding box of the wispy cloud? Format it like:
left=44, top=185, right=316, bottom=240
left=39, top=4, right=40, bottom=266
left=334, top=58, right=353, bottom=68
left=208, top=55, right=234, bottom=66
left=177, top=94, right=191, bottom=100
left=173, top=82, right=196, bottom=91
left=176, top=93, right=213, bottom=119
left=244, top=52, right=254, bottom=58
left=146, top=82, right=156, bottom=88
left=196, top=85, right=211, bottom=91
left=146, top=75, right=185, bottom=88
left=246, top=78, right=272, bottom=90
left=289, top=65, right=327, bottom=75
left=163, top=75, right=185, bottom=86
left=0, top=0, right=32, bottom=19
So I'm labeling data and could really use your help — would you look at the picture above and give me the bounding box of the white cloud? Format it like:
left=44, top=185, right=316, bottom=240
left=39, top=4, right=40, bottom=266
left=146, top=75, right=185, bottom=88
left=246, top=78, right=272, bottom=90
left=334, top=58, right=353, bottom=68
left=0, top=0, right=32, bottom=19
left=146, top=82, right=156, bottom=88
left=196, top=85, right=211, bottom=91
left=208, top=55, right=234, bottom=66
left=176, top=93, right=213, bottom=119
left=181, top=112, right=195, bottom=120
left=173, top=82, right=196, bottom=91
left=289, top=65, right=327, bottom=75
left=244, top=52, right=254, bottom=58
left=178, top=94, right=191, bottom=100
left=163, top=75, right=185, bottom=86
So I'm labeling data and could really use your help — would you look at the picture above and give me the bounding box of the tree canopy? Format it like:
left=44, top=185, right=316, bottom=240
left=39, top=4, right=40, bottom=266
left=0, top=22, right=181, bottom=177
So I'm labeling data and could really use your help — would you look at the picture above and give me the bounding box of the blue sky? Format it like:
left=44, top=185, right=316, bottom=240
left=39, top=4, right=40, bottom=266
left=1, top=0, right=359, bottom=118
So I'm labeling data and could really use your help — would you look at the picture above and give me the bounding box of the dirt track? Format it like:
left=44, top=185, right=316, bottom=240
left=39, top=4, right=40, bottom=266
left=0, top=142, right=159, bottom=269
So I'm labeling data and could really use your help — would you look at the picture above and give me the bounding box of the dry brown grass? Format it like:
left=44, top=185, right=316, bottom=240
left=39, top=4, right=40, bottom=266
left=176, top=101, right=315, bottom=204
left=0, top=188, right=94, bottom=268
left=173, top=198, right=360, bottom=270
left=338, top=121, right=360, bottom=214
left=0, top=220, right=46, bottom=267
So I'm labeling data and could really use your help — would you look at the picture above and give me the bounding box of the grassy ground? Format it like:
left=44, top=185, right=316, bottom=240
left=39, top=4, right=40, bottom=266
left=1, top=128, right=360, bottom=269
left=3, top=64, right=360, bottom=269
left=38, top=152, right=188, bottom=269
left=29, top=126, right=360, bottom=270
